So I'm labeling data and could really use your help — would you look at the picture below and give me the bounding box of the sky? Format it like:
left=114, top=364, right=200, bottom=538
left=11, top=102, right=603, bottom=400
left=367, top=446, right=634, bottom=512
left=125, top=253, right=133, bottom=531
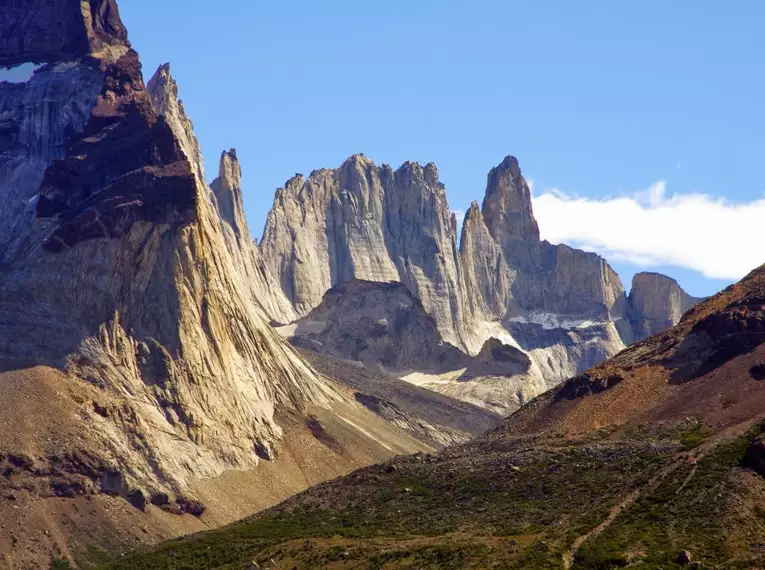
left=98, top=2, right=765, bottom=296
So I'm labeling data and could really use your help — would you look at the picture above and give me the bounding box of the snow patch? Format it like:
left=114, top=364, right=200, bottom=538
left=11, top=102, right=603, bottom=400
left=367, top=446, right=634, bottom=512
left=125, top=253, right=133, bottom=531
left=507, top=311, right=611, bottom=331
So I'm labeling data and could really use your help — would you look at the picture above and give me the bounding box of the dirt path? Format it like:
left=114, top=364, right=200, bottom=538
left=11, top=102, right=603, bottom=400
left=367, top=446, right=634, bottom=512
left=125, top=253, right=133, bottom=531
left=561, top=418, right=762, bottom=568
left=561, top=456, right=684, bottom=569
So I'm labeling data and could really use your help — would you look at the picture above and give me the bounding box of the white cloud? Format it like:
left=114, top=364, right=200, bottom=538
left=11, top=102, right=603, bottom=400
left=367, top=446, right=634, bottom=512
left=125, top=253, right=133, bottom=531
left=532, top=182, right=765, bottom=280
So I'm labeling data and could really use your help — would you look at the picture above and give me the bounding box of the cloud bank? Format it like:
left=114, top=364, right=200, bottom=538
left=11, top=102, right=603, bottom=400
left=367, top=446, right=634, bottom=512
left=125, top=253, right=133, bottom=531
left=532, top=182, right=765, bottom=280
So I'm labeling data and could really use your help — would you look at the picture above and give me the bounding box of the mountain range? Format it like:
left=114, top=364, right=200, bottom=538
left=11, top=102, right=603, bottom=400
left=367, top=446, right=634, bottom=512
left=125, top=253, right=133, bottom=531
left=1, top=1, right=755, bottom=569
left=260, top=153, right=702, bottom=412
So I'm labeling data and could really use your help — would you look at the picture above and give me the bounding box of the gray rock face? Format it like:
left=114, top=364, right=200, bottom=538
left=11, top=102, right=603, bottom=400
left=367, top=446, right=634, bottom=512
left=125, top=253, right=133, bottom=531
left=0, top=1, right=335, bottom=503
left=260, top=155, right=466, bottom=346
left=261, top=154, right=695, bottom=412
left=628, top=272, right=703, bottom=339
left=283, top=279, right=528, bottom=377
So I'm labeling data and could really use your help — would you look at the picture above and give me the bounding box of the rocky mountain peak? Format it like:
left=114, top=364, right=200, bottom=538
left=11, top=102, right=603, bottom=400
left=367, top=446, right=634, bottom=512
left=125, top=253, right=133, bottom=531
left=481, top=155, right=540, bottom=244
left=0, top=0, right=130, bottom=67
left=463, top=201, right=484, bottom=226
left=147, top=62, right=206, bottom=185
left=285, top=173, right=305, bottom=192
left=393, top=161, right=441, bottom=188
left=211, top=148, right=248, bottom=239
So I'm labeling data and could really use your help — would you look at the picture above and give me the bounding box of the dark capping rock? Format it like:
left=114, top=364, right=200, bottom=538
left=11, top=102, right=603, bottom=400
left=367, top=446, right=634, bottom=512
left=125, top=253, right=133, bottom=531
left=554, top=372, right=624, bottom=401
left=36, top=49, right=197, bottom=252
left=0, top=0, right=129, bottom=67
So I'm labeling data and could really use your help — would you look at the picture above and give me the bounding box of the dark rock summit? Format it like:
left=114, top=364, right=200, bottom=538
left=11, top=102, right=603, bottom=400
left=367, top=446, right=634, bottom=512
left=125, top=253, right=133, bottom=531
left=0, top=0, right=129, bottom=67
left=36, top=50, right=197, bottom=252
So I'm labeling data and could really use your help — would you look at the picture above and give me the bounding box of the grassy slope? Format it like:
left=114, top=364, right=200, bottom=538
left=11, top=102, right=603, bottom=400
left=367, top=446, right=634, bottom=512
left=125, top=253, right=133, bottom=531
left=102, top=421, right=765, bottom=569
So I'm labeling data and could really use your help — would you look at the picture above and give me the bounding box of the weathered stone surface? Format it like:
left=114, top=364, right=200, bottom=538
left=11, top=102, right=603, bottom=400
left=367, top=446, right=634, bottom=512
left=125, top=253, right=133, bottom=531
left=283, top=280, right=466, bottom=372
left=36, top=50, right=197, bottom=253
left=628, top=272, right=703, bottom=339
left=147, top=62, right=206, bottom=185
left=211, top=149, right=248, bottom=240
left=261, top=154, right=695, bottom=412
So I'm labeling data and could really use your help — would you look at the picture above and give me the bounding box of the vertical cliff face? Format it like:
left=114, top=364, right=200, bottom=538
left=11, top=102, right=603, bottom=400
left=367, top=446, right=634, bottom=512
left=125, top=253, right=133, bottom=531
left=458, top=157, right=631, bottom=387
left=260, top=154, right=467, bottom=346
left=628, top=272, right=703, bottom=339
left=0, top=0, right=335, bottom=503
left=261, top=154, right=695, bottom=411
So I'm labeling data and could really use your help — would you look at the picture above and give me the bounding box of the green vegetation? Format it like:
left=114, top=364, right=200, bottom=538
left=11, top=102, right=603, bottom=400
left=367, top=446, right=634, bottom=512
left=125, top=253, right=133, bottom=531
left=105, top=436, right=677, bottom=569
left=575, top=425, right=765, bottom=568
left=102, top=423, right=765, bottom=569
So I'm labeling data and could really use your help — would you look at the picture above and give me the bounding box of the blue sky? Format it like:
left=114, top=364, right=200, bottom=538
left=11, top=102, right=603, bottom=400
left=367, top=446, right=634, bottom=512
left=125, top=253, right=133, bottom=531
left=116, top=1, right=765, bottom=297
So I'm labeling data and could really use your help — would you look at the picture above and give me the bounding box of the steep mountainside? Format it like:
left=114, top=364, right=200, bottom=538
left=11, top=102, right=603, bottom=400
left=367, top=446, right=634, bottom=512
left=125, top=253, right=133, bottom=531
left=0, top=2, right=440, bottom=567
left=260, top=154, right=700, bottom=411
left=500, top=263, right=765, bottom=438
left=113, top=264, right=765, bottom=570
left=260, top=156, right=465, bottom=347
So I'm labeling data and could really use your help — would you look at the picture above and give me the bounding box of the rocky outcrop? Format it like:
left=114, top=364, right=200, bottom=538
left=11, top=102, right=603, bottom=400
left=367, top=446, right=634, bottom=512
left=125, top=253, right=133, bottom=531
left=282, top=280, right=466, bottom=372
left=279, top=280, right=542, bottom=414
left=211, top=149, right=248, bottom=241
left=628, top=272, right=703, bottom=339
left=261, top=154, right=696, bottom=412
